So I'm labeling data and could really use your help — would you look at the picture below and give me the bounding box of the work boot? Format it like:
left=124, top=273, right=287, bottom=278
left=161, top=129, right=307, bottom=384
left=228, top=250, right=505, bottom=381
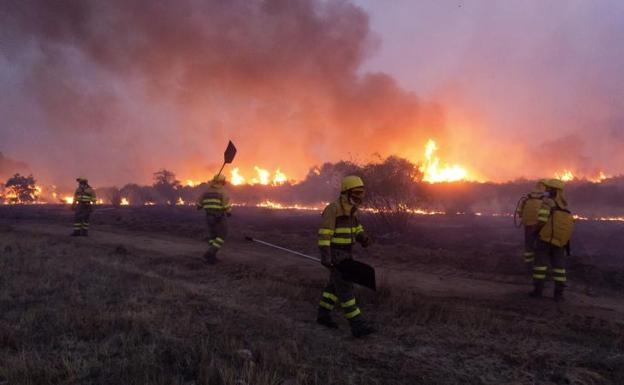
left=70, top=230, right=81, bottom=236
left=316, top=314, right=338, bottom=329
left=350, top=319, right=375, bottom=338
left=529, top=281, right=544, bottom=298
left=554, top=283, right=565, bottom=302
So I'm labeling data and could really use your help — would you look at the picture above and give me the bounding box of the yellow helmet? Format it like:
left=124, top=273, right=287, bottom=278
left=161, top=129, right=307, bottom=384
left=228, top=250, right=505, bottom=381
left=76, top=177, right=88, bottom=183
left=211, top=174, right=226, bottom=185
left=341, top=175, right=364, bottom=192
left=543, top=178, right=564, bottom=190
left=532, top=179, right=548, bottom=193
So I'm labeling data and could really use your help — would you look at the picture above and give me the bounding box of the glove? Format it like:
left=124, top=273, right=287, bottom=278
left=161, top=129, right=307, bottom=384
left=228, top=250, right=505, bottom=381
left=320, top=248, right=333, bottom=268
left=357, top=233, right=371, bottom=248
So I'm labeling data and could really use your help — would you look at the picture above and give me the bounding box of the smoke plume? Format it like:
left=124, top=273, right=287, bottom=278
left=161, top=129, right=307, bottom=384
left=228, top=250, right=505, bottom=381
left=1, top=0, right=446, bottom=186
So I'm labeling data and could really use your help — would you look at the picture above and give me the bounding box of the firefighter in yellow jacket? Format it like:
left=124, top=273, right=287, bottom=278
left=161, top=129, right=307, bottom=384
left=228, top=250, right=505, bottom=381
left=530, top=179, right=574, bottom=302
left=71, top=177, right=97, bottom=236
left=317, top=175, right=374, bottom=338
left=516, top=179, right=547, bottom=268
left=197, top=174, right=232, bottom=264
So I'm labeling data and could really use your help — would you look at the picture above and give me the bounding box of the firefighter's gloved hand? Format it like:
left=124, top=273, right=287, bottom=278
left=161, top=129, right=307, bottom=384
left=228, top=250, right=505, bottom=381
left=357, top=233, right=371, bottom=248
left=320, top=249, right=333, bottom=268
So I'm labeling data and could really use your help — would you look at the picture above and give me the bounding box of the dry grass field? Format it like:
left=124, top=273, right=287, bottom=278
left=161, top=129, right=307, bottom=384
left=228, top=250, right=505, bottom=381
left=1, top=205, right=623, bottom=385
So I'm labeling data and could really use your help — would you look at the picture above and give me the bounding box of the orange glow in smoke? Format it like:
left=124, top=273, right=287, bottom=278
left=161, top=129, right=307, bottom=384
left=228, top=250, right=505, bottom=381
left=120, top=198, right=130, bottom=206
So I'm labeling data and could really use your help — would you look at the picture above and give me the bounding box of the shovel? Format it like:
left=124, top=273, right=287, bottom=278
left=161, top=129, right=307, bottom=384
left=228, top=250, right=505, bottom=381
left=245, top=236, right=376, bottom=291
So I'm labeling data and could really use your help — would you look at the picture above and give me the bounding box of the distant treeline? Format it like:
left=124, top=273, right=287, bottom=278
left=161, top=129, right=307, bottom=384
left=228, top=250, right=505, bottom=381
left=3, top=158, right=623, bottom=216
left=101, top=158, right=624, bottom=217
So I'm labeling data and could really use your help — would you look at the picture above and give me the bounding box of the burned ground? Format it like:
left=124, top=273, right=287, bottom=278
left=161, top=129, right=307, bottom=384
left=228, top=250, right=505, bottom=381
left=1, top=206, right=623, bottom=385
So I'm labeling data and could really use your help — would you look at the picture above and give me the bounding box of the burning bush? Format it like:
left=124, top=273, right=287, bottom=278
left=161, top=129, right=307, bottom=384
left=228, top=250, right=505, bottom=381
left=3, top=173, right=39, bottom=203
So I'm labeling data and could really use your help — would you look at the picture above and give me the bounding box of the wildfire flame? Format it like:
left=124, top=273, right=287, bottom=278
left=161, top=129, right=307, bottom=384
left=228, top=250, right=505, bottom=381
left=419, top=139, right=469, bottom=183
left=63, top=196, right=74, bottom=204
left=273, top=169, right=288, bottom=185
left=251, top=166, right=271, bottom=185
left=555, top=170, right=575, bottom=182
left=230, top=167, right=289, bottom=186
left=120, top=198, right=130, bottom=206
left=553, top=170, right=610, bottom=183
left=231, top=168, right=245, bottom=186
left=592, top=172, right=608, bottom=183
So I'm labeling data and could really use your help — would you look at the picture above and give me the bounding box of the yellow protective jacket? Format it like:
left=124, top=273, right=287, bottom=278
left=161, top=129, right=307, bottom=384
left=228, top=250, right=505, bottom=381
left=73, top=186, right=96, bottom=205
left=517, top=192, right=544, bottom=226
left=537, top=197, right=574, bottom=247
left=318, top=197, right=366, bottom=262
left=197, top=185, right=231, bottom=216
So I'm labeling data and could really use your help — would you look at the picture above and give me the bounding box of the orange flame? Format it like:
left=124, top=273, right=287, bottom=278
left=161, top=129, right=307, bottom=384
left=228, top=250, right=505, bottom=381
left=251, top=166, right=271, bottom=185
left=230, top=167, right=289, bottom=186
left=554, top=170, right=574, bottom=181
left=419, top=139, right=469, bottom=183
left=273, top=169, right=288, bottom=185
left=231, top=168, right=245, bottom=186
left=120, top=198, right=130, bottom=206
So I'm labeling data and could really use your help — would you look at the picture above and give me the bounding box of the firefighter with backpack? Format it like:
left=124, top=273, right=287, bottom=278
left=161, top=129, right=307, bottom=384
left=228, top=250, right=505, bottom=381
left=529, top=179, right=574, bottom=302
left=516, top=179, right=548, bottom=269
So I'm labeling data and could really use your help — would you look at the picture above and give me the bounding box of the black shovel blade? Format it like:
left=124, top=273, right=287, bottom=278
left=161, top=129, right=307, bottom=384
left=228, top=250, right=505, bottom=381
left=337, top=259, right=376, bottom=291
left=224, top=141, right=237, bottom=164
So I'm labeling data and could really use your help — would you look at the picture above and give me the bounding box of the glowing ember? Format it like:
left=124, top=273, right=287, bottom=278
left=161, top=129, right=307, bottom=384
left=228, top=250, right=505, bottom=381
left=176, top=197, right=185, bottom=205
left=120, top=198, right=130, bottom=206
left=230, top=168, right=245, bottom=186
left=419, top=139, right=469, bottom=183
left=144, top=201, right=155, bottom=206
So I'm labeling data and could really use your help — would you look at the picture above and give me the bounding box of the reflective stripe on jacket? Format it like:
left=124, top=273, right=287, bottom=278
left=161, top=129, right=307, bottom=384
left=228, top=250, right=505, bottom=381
left=198, top=186, right=231, bottom=214
left=318, top=198, right=364, bottom=252
left=74, top=187, right=96, bottom=204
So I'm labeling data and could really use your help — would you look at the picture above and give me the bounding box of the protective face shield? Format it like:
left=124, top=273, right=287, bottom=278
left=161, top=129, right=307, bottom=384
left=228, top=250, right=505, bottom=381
left=545, top=188, right=557, bottom=198
left=347, top=187, right=365, bottom=206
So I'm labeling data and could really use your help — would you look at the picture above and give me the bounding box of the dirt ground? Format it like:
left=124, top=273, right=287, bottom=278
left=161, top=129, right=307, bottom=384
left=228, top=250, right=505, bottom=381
left=1, top=205, right=623, bottom=385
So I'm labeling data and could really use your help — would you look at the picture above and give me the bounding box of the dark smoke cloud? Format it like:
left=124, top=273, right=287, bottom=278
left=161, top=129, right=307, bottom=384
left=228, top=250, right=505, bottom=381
left=1, top=0, right=445, bottom=186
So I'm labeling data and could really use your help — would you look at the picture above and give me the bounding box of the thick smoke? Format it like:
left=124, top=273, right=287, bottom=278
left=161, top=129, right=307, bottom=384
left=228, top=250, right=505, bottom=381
left=0, top=0, right=445, bottom=186
left=358, top=0, right=624, bottom=180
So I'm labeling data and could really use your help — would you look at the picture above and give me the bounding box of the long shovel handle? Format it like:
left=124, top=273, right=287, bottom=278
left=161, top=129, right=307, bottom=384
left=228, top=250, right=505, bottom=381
left=216, top=161, right=226, bottom=178
left=244, top=236, right=321, bottom=263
